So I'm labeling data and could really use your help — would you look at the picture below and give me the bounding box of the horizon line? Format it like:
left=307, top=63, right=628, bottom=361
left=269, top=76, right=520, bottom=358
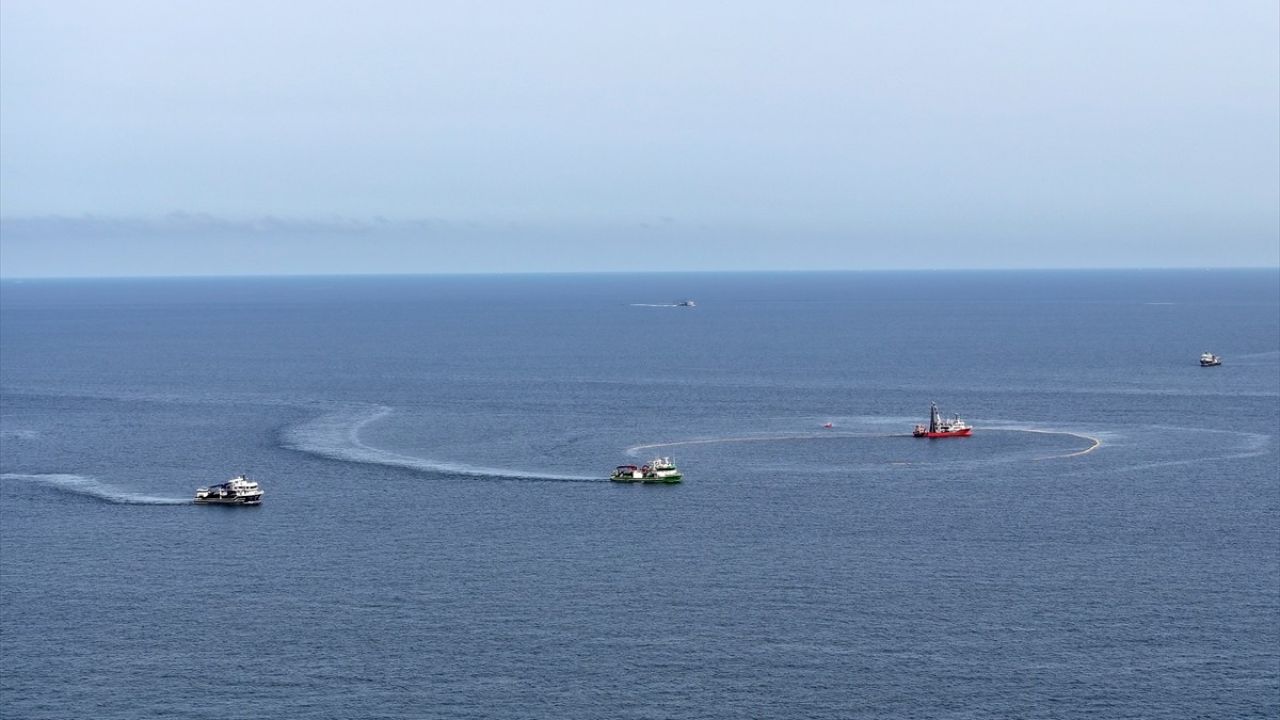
left=2, top=267, right=1278, bottom=282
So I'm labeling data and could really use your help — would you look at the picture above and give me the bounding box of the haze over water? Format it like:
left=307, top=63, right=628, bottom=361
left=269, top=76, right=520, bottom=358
left=3, top=2, right=1278, bottom=273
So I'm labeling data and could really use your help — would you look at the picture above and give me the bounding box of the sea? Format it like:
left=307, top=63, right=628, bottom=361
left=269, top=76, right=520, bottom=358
left=1, top=269, right=1277, bottom=719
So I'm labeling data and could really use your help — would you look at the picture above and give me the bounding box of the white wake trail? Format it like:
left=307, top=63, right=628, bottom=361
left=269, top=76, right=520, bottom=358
left=1, top=473, right=191, bottom=505
left=281, top=405, right=599, bottom=482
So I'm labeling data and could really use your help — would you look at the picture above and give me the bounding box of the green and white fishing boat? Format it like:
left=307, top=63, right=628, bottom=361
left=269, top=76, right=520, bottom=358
left=611, top=457, right=683, bottom=484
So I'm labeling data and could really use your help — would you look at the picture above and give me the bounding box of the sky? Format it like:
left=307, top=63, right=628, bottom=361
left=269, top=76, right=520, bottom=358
left=1, top=0, right=1277, bottom=277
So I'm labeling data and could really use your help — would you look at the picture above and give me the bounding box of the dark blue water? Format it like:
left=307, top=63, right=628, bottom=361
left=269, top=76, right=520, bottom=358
left=2, top=270, right=1277, bottom=719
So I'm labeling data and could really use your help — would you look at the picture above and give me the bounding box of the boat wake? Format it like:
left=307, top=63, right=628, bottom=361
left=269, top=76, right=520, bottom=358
left=0, top=429, right=40, bottom=440
left=628, top=303, right=682, bottom=308
left=281, top=405, right=600, bottom=482
left=1226, top=350, right=1280, bottom=363
left=1, top=473, right=191, bottom=505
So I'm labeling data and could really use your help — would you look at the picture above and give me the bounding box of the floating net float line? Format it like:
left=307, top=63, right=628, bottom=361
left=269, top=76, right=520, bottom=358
left=1001, top=423, right=1269, bottom=463
left=1089, top=426, right=1271, bottom=472
left=1011, top=429, right=1103, bottom=460
left=627, top=427, right=1105, bottom=462
left=627, top=431, right=895, bottom=456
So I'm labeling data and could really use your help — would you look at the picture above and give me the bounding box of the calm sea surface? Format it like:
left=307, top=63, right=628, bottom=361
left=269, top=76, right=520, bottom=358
left=2, top=270, right=1277, bottom=719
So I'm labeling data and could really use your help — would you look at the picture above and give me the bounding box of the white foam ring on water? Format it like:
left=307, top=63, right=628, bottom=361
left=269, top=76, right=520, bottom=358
left=978, top=424, right=1105, bottom=460
left=1103, top=426, right=1274, bottom=473
left=282, top=405, right=599, bottom=482
left=627, top=424, right=1109, bottom=466
left=626, top=431, right=886, bottom=457
left=1, top=473, right=191, bottom=505
left=1015, top=423, right=1271, bottom=475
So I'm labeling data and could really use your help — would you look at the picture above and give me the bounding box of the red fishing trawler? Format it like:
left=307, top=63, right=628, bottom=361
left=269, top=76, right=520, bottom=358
left=913, top=402, right=972, bottom=438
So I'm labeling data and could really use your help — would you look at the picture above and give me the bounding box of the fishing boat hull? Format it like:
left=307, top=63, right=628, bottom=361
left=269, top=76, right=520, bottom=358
left=913, top=428, right=973, bottom=438
left=913, top=402, right=973, bottom=438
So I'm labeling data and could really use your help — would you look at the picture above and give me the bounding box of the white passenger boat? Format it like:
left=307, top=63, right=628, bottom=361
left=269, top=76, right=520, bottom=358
left=194, top=475, right=263, bottom=505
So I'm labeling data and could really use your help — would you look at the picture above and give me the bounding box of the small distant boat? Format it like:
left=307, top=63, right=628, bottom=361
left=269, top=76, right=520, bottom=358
left=913, top=402, right=972, bottom=438
left=823, top=422, right=834, bottom=429
left=194, top=474, right=263, bottom=505
left=611, top=457, right=683, bottom=483
left=1200, top=352, right=1222, bottom=367
left=676, top=300, right=696, bottom=307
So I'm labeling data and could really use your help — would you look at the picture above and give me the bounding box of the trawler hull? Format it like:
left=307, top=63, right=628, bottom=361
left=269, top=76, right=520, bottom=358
left=914, top=428, right=973, bottom=438
left=913, top=402, right=973, bottom=438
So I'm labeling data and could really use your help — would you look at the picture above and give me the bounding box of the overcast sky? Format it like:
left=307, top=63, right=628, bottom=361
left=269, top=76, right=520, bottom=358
left=1, top=1, right=1277, bottom=276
